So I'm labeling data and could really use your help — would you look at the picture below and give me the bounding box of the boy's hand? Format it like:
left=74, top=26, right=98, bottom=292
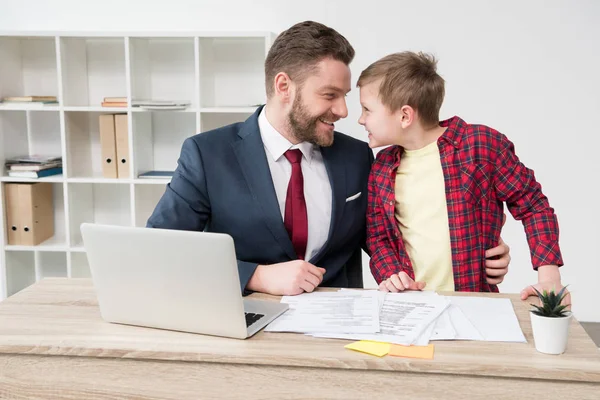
left=520, top=265, right=571, bottom=307
left=378, top=271, right=426, bottom=292
left=485, top=214, right=511, bottom=285
left=485, top=237, right=510, bottom=285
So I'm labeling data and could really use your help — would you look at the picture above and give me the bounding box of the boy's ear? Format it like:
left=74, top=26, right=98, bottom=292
left=274, top=72, right=294, bottom=103
left=399, top=105, right=416, bottom=129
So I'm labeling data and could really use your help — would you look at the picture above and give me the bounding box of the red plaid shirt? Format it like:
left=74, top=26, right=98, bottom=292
left=367, top=116, right=564, bottom=292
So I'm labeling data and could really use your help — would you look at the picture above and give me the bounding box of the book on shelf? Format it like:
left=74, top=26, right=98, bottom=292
left=138, top=170, right=174, bottom=179
left=102, top=96, right=128, bottom=108
left=1, top=95, right=57, bottom=102
left=104, top=97, right=127, bottom=103
left=7, top=166, right=63, bottom=179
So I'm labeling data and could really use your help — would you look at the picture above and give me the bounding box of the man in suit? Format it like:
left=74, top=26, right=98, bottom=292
left=147, top=21, right=511, bottom=296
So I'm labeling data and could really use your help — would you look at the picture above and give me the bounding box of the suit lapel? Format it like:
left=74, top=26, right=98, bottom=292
left=232, top=108, right=296, bottom=259
left=310, top=143, right=346, bottom=265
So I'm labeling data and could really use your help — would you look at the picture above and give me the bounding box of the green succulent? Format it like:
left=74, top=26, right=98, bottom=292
left=530, top=286, right=570, bottom=318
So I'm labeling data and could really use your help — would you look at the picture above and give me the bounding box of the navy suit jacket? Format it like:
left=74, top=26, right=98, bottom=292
left=147, top=106, right=374, bottom=293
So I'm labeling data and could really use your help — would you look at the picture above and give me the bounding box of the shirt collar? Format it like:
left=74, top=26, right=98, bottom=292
left=258, top=106, right=315, bottom=164
left=439, top=115, right=467, bottom=149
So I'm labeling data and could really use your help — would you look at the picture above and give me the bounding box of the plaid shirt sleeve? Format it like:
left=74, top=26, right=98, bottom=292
left=366, top=154, right=406, bottom=284
left=493, top=133, right=564, bottom=269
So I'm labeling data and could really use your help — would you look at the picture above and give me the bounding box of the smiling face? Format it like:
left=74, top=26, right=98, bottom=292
left=358, top=79, right=403, bottom=148
left=286, top=58, right=351, bottom=147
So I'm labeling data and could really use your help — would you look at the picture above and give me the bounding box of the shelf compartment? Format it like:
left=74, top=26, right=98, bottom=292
left=37, top=251, right=67, bottom=278
left=132, top=111, right=195, bottom=178
left=4, top=251, right=36, bottom=297
left=0, top=36, right=59, bottom=103
left=129, top=37, right=197, bottom=109
left=199, top=37, right=266, bottom=108
left=65, top=111, right=129, bottom=179
left=68, top=182, right=131, bottom=247
left=60, top=37, right=127, bottom=107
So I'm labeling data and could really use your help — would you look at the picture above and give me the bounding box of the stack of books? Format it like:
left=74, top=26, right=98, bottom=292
left=101, top=97, right=127, bottom=108
left=0, top=96, right=58, bottom=107
left=5, top=155, right=63, bottom=178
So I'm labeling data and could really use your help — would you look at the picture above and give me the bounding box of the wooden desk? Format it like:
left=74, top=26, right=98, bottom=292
left=0, top=278, right=598, bottom=399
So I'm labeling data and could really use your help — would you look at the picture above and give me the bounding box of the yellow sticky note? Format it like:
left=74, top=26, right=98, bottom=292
left=345, top=340, right=390, bottom=357
left=389, top=344, right=435, bottom=359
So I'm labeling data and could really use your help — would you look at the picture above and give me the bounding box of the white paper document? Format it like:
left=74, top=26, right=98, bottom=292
left=264, top=291, right=380, bottom=334
left=264, top=289, right=525, bottom=345
left=310, top=292, right=450, bottom=345
left=445, top=296, right=526, bottom=342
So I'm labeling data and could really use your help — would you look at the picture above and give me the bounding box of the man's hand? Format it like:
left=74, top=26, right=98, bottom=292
left=485, top=213, right=511, bottom=285
left=246, top=260, right=326, bottom=296
left=378, top=271, right=426, bottom=293
left=520, top=265, right=571, bottom=307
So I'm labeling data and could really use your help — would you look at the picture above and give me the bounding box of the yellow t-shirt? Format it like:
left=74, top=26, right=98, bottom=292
left=394, top=141, right=455, bottom=291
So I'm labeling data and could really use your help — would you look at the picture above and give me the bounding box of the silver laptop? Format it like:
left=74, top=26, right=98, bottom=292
left=80, top=223, right=288, bottom=339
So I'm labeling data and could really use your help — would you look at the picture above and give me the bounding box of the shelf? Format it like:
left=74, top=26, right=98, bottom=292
left=131, top=107, right=196, bottom=113
left=4, top=236, right=68, bottom=252
left=132, top=111, right=195, bottom=177
left=0, top=36, right=59, bottom=105
left=66, top=177, right=130, bottom=184
left=0, top=31, right=273, bottom=300
left=60, top=37, right=127, bottom=107
left=0, top=175, right=64, bottom=183
left=200, top=106, right=259, bottom=114
left=0, top=104, right=60, bottom=111
left=70, top=244, right=85, bottom=253
left=62, top=106, right=127, bottom=113
left=133, top=178, right=172, bottom=185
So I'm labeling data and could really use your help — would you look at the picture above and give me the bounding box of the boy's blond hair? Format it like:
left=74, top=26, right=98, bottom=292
left=357, top=51, right=445, bottom=127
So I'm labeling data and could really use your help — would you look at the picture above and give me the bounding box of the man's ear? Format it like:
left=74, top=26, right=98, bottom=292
left=273, top=72, right=293, bottom=103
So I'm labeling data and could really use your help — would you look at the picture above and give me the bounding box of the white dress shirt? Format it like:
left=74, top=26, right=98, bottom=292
left=257, top=107, right=332, bottom=261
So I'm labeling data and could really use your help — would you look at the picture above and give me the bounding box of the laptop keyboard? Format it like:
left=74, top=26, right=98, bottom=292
left=245, top=312, right=265, bottom=327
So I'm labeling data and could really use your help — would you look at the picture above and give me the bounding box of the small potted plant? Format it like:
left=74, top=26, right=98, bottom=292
left=529, top=286, right=571, bottom=355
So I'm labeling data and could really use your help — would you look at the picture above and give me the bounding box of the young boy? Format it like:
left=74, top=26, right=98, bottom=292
left=358, top=51, right=568, bottom=303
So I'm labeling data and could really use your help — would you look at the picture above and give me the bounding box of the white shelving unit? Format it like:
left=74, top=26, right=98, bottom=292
left=0, top=31, right=274, bottom=299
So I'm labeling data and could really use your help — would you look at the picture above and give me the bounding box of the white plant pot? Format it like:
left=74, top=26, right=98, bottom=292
left=530, top=311, right=572, bottom=355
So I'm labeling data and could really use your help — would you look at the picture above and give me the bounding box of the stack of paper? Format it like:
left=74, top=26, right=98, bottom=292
left=131, top=99, right=190, bottom=110
left=265, top=290, right=527, bottom=345
left=264, top=291, right=380, bottom=334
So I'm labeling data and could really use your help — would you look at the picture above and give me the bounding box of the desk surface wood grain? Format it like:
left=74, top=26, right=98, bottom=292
left=0, top=278, right=598, bottom=384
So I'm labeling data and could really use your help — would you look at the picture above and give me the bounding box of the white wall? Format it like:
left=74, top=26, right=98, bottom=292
left=1, top=0, right=598, bottom=321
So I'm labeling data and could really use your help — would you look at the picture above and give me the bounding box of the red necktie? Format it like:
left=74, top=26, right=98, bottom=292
left=284, top=149, right=308, bottom=260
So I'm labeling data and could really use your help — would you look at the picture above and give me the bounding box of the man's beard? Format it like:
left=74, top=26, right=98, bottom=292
left=287, top=91, right=335, bottom=147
